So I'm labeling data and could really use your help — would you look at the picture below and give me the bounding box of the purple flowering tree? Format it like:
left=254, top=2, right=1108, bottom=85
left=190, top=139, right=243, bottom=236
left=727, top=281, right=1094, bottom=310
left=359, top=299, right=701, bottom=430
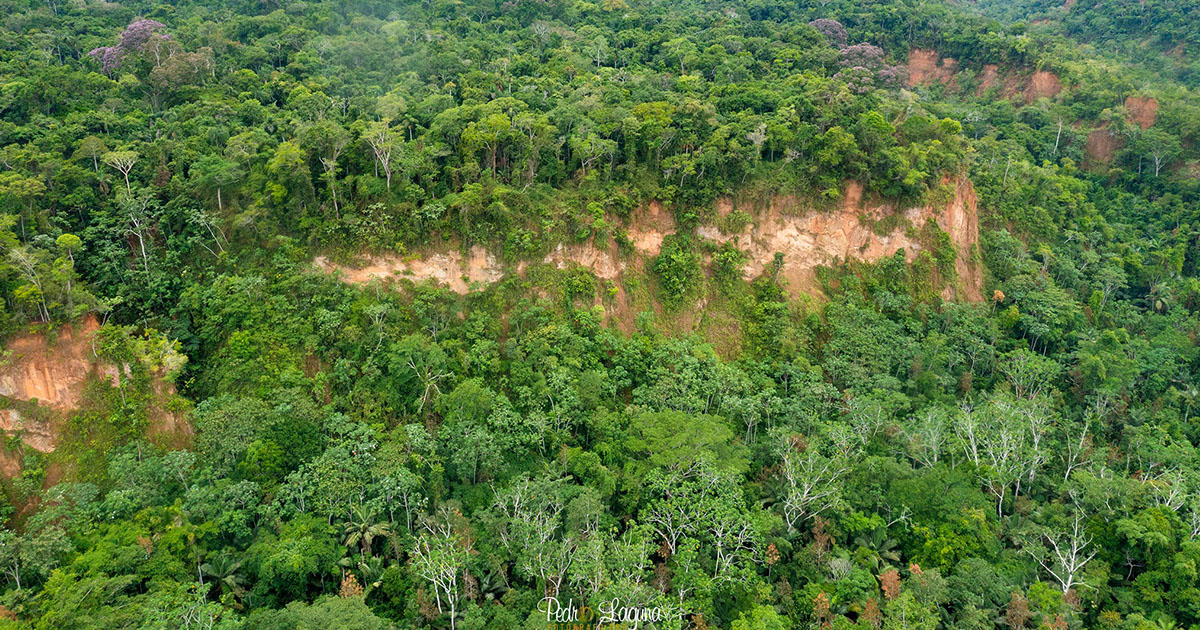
left=809, top=19, right=848, bottom=48
left=838, top=43, right=885, bottom=68
left=87, top=18, right=210, bottom=109
left=88, top=18, right=170, bottom=75
left=835, top=43, right=906, bottom=92
left=87, top=46, right=123, bottom=74
left=807, top=19, right=905, bottom=91
left=119, top=18, right=169, bottom=51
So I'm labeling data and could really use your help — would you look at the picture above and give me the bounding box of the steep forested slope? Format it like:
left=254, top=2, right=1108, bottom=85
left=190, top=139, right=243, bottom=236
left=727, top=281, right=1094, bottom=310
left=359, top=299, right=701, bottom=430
left=0, top=0, right=1199, bottom=628
left=968, top=0, right=1200, bottom=86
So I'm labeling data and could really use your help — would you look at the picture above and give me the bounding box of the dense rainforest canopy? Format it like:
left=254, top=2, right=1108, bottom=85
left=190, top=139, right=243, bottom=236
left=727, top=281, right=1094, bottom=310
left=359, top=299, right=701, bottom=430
left=1, top=0, right=1200, bottom=628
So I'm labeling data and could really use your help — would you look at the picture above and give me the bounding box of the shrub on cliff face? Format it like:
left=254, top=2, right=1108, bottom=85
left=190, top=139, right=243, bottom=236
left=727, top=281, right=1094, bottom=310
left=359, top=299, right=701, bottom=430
left=653, top=235, right=701, bottom=308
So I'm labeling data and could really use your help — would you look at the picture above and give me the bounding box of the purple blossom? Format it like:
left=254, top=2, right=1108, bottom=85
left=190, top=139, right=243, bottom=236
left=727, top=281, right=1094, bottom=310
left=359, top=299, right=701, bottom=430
left=88, top=18, right=172, bottom=75
left=88, top=45, right=123, bottom=73
left=830, top=41, right=905, bottom=92
left=833, top=66, right=875, bottom=94
left=877, top=65, right=905, bottom=88
left=118, top=19, right=168, bottom=52
left=833, top=59, right=905, bottom=94
left=809, top=19, right=847, bottom=47
left=839, top=43, right=885, bottom=68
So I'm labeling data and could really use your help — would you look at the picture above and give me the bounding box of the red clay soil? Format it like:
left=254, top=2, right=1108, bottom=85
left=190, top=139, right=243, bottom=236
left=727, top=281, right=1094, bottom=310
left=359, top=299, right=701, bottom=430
left=1124, top=96, right=1158, bottom=130
left=908, top=49, right=958, bottom=86
left=1027, top=71, right=1062, bottom=102
left=1085, top=128, right=1122, bottom=165
left=0, top=315, right=190, bottom=478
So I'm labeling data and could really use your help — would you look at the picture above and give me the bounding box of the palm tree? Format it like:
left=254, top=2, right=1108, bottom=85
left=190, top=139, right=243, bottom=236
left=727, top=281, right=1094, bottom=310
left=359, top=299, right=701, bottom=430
left=1146, top=282, right=1173, bottom=313
left=853, top=526, right=901, bottom=572
left=477, top=567, right=510, bottom=601
left=1179, top=384, right=1199, bottom=423
left=357, top=555, right=389, bottom=597
left=1152, top=615, right=1178, bottom=630
left=343, top=505, right=393, bottom=560
left=200, top=551, right=247, bottom=604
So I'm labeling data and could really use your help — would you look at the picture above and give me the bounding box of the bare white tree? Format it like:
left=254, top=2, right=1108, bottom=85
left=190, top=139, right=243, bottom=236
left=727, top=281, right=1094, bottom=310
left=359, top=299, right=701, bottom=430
left=1185, top=498, right=1200, bottom=541
left=902, top=407, right=949, bottom=468
left=1146, top=468, right=1189, bottom=511
left=363, top=122, right=400, bottom=190
left=494, top=478, right=576, bottom=597
left=644, top=490, right=693, bottom=555
left=777, top=435, right=848, bottom=533
left=843, top=396, right=889, bottom=446
left=410, top=509, right=472, bottom=630
left=120, top=192, right=154, bottom=272
left=709, top=510, right=756, bottom=580
left=103, top=150, right=137, bottom=194
left=408, top=355, right=451, bottom=415
left=956, top=397, right=1049, bottom=516
left=8, top=247, right=50, bottom=322
left=1062, top=416, right=1093, bottom=481
left=746, top=122, right=768, bottom=161
left=1026, top=510, right=1096, bottom=594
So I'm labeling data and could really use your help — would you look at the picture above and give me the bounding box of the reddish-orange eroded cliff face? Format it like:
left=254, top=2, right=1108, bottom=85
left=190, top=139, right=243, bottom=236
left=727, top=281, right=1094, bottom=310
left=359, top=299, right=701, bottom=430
left=316, top=180, right=983, bottom=304
left=907, top=49, right=1062, bottom=104
left=0, top=316, right=189, bottom=480
left=1124, top=96, right=1159, bottom=130
left=698, top=179, right=982, bottom=302
left=0, top=316, right=105, bottom=453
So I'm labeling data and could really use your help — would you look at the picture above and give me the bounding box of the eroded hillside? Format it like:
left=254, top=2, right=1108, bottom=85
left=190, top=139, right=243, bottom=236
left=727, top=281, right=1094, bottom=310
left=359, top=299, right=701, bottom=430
left=0, top=317, right=189, bottom=479
left=315, top=180, right=983, bottom=305
left=0, top=316, right=107, bottom=454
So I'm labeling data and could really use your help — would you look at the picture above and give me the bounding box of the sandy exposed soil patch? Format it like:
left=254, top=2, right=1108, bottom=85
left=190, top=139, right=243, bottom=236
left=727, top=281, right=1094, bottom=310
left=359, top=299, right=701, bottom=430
left=315, top=213, right=666, bottom=291
left=626, top=200, right=675, bottom=256
left=543, top=242, right=623, bottom=280
left=699, top=179, right=982, bottom=301
left=314, top=245, right=504, bottom=293
left=319, top=181, right=983, bottom=304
